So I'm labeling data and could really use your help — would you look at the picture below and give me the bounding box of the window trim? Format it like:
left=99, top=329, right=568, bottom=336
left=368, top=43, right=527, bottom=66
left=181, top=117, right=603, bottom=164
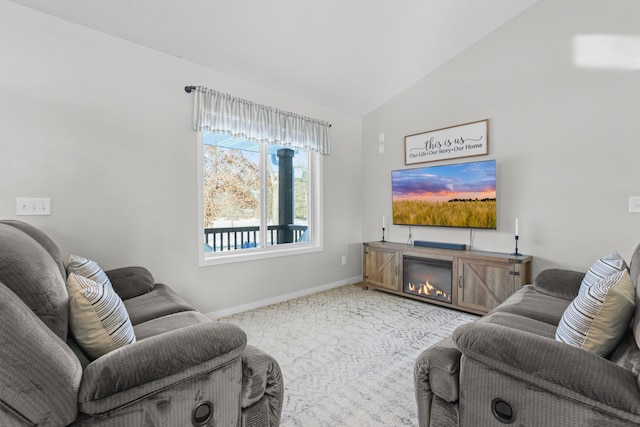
left=197, top=132, right=323, bottom=266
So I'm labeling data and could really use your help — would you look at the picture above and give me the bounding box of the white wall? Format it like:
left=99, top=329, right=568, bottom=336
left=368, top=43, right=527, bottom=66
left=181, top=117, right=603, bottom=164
left=363, top=0, right=640, bottom=276
left=0, top=1, right=363, bottom=315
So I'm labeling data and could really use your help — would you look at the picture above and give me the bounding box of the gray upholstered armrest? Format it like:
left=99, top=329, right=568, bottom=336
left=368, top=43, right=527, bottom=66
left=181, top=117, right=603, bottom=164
left=241, top=345, right=284, bottom=425
left=105, top=266, right=155, bottom=300
left=79, top=322, right=247, bottom=414
left=414, top=336, right=461, bottom=403
left=453, top=322, right=640, bottom=414
left=533, top=268, right=585, bottom=301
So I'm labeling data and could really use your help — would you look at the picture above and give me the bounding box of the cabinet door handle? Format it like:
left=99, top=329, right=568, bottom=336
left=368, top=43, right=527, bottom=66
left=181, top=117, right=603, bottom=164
left=458, top=276, right=463, bottom=288
left=395, top=265, right=399, bottom=276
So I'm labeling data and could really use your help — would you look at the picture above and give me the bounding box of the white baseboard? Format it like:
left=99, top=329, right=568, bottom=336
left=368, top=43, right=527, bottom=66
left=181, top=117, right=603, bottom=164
left=206, top=275, right=363, bottom=320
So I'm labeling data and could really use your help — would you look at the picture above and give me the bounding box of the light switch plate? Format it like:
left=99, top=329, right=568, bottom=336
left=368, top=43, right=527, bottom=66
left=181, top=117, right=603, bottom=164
left=16, top=197, right=51, bottom=216
left=629, top=196, right=640, bottom=213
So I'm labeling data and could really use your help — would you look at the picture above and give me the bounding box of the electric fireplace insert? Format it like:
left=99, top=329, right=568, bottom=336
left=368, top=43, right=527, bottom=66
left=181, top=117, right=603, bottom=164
left=403, top=255, right=453, bottom=303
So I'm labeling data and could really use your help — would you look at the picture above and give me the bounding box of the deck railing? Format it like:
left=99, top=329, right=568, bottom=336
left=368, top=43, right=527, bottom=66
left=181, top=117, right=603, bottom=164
left=204, top=224, right=308, bottom=252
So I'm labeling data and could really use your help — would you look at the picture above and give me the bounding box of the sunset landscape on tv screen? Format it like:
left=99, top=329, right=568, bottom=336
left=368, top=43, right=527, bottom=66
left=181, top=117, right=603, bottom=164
left=391, top=160, right=496, bottom=229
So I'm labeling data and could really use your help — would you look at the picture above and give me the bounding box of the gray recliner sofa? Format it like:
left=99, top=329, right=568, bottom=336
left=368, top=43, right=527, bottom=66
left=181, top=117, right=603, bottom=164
left=0, top=220, right=283, bottom=426
left=415, top=244, right=640, bottom=427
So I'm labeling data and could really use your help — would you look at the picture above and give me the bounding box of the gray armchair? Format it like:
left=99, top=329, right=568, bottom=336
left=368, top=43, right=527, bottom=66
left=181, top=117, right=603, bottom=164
left=0, top=220, right=283, bottom=426
left=415, top=244, right=640, bottom=426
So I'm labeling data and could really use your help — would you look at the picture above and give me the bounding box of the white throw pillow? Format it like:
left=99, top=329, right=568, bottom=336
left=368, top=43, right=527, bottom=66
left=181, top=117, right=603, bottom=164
left=66, top=273, right=135, bottom=359
left=66, top=254, right=113, bottom=289
left=579, top=251, right=627, bottom=294
left=556, top=270, right=635, bottom=356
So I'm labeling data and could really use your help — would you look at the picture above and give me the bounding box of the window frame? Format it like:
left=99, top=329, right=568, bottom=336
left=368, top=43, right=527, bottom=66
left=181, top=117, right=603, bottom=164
left=197, top=132, right=323, bottom=266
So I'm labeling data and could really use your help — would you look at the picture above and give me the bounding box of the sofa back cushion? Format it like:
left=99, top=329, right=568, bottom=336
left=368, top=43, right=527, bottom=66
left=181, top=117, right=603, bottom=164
left=0, top=223, right=69, bottom=339
left=0, top=281, right=81, bottom=426
left=629, top=243, right=640, bottom=288
left=0, top=220, right=66, bottom=280
left=629, top=243, right=640, bottom=349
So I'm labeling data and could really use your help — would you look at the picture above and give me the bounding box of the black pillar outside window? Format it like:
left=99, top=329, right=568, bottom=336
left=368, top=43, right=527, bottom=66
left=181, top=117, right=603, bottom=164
left=277, top=148, right=294, bottom=244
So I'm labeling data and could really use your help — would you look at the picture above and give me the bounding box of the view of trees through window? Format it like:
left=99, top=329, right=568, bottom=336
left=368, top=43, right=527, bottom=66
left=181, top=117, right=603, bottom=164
left=203, top=132, right=310, bottom=252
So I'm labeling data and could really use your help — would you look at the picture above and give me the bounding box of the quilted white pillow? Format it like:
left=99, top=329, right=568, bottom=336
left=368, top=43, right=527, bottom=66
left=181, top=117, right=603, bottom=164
left=556, top=270, right=635, bottom=356
left=579, top=251, right=628, bottom=294
left=66, top=254, right=113, bottom=289
left=66, top=273, right=135, bottom=359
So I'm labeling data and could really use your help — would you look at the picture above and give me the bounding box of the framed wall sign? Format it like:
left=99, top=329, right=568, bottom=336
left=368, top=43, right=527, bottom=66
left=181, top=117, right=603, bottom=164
left=404, top=119, right=489, bottom=165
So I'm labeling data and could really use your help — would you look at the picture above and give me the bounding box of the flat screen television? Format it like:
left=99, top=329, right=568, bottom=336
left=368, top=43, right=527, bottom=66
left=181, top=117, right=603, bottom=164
left=391, top=159, right=496, bottom=229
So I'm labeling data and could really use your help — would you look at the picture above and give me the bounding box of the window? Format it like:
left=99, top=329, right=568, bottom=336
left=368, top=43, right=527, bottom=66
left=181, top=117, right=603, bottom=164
left=198, top=132, right=323, bottom=265
left=189, top=87, right=329, bottom=265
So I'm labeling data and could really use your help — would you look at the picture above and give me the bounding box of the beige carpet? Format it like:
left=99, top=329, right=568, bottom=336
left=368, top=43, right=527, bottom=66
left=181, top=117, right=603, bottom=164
left=219, top=284, right=478, bottom=426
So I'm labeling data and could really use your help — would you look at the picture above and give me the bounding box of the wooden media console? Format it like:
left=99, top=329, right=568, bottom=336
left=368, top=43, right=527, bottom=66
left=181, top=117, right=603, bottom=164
left=362, top=241, right=532, bottom=315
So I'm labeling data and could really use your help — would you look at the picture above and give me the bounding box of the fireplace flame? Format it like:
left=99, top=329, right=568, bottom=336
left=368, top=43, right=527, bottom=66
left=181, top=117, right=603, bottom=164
left=408, top=280, right=451, bottom=302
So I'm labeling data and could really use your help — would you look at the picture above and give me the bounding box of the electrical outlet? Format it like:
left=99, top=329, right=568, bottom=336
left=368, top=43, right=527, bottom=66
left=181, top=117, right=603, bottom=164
left=341, top=255, right=347, bottom=265
left=16, top=197, right=51, bottom=216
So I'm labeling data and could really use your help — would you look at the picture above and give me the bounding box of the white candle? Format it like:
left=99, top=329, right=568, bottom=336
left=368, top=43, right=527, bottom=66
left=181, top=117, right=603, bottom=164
left=515, top=218, right=519, bottom=236
left=382, top=216, right=386, bottom=229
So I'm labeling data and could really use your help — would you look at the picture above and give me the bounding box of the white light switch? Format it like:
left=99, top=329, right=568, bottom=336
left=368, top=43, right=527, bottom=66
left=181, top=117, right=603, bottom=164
left=16, top=197, right=51, bottom=216
left=629, top=196, right=640, bottom=213
left=378, top=133, right=385, bottom=143
left=378, top=144, right=385, bottom=154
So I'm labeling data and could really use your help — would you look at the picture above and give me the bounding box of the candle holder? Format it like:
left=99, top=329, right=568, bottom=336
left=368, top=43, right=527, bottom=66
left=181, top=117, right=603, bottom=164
left=381, top=227, right=386, bottom=243
left=511, top=235, right=522, bottom=256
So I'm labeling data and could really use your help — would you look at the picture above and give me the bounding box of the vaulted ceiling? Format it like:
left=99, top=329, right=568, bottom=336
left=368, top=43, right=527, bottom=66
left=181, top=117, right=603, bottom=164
left=9, top=0, right=539, bottom=116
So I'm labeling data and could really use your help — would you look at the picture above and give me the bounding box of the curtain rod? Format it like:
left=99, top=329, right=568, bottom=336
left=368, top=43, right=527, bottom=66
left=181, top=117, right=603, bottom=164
left=184, top=85, right=331, bottom=127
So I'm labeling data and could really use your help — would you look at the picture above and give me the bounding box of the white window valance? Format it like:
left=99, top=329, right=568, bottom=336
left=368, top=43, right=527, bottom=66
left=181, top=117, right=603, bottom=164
left=191, top=86, right=331, bottom=155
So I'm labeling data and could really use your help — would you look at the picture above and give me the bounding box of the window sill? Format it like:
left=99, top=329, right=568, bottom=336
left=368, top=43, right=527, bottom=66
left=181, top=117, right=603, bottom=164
left=199, top=242, right=323, bottom=266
